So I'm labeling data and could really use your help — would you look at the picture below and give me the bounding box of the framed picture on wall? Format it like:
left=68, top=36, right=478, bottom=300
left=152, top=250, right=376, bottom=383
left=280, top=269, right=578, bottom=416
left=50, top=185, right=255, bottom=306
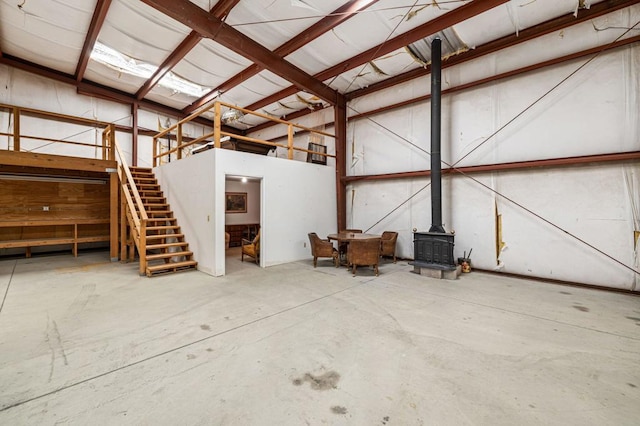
left=226, top=192, right=247, bottom=213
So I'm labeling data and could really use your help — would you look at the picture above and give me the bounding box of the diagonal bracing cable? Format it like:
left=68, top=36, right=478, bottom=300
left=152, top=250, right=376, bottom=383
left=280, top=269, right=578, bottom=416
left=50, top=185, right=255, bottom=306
left=355, top=21, right=640, bottom=275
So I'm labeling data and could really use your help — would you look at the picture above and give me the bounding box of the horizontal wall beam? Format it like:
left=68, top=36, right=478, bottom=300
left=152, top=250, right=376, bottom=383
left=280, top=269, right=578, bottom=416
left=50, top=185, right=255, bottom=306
left=344, top=151, right=640, bottom=183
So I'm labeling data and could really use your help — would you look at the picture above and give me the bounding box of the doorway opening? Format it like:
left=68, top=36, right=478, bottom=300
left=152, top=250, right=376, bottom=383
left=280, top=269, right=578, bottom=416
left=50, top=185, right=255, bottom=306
left=224, top=175, right=262, bottom=273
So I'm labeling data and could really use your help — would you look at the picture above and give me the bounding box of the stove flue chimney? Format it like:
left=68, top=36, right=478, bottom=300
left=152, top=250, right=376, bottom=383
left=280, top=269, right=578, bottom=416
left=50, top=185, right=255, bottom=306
left=429, top=37, right=445, bottom=234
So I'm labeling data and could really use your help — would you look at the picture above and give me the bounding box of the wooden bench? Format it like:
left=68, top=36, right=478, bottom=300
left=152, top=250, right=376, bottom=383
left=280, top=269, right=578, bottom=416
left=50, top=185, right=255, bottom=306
left=0, top=219, right=110, bottom=257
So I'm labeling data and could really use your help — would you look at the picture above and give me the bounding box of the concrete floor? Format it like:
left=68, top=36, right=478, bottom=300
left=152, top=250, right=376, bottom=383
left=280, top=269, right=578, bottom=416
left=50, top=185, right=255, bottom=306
left=0, top=249, right=639, bottom=426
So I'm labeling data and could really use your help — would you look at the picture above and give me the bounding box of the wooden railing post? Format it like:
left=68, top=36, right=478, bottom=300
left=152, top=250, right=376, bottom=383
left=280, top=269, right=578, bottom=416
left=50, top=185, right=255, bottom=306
left=139, top=220, right=147, bottom=276
left=102, top=128, right=108, bottom=161
left=109, top=124, right=116, bottom=161
left=177, top=123, right=183, bottom=160
left=109, top=172, right=119, bottom=260
left=13, top=107, right=20, bottom=151
left=153, top=137, right=158, bottom=167
left=120, top=178, right=127, bottom=261
left=287, top=124, right=294, bottom=160
left=214, top=102, right=221, bottom=148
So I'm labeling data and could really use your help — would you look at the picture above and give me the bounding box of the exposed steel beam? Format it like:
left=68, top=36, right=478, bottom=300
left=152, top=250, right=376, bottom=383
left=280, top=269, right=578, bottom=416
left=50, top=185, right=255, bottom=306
left=346, top=0, right=640, bottom=100
left=244, top=0, right=508, bottom=113
left=139, top=0, right=338, bottom=105
left=348, top=35, right=640, bottom=121
left=75, top=0, right=112, bottom=82
left=260, top=35, right=640, bottom=146
left=135, top=0, right=240, bottom=100
left=247, top=0, right=640, bottom=134
left=343, top=152, right=640, bottom=183
left=185, top=0, right=381, bottom=114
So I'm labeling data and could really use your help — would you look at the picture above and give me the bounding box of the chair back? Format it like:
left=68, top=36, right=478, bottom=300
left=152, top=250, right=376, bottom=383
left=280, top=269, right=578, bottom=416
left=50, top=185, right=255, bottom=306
left=348, top=238, right=381, bottom=265
left=308, top=232, right=320, bottom=256
left=381, top=231, right=398, bottom=254
left=253, top=229, right=261, bottom=252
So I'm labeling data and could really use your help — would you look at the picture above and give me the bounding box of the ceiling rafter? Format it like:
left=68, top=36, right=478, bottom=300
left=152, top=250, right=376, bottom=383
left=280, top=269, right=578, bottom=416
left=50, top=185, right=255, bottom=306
left=184, top=0, right=381, bottom=114
left=244, top=0, right=509, bottom=113
left=135, top=0, right=241, bottom=101
left=346, top=0, right=640, bottom=100
left=261, top=34, right=640, bottom=144
left=246, top=0, right=638, bottom=134
left=139, top=0, right=338, bottom=105
left=75, top=0, right=112, bottom=82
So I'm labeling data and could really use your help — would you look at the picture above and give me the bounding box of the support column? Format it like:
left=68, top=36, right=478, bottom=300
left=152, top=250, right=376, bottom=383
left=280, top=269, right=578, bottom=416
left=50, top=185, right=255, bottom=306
left=110, top=172, right=119, bottom=261
left=132, top=102, right=139, bottom=167
left=334, top=95, right=347, bottom=231
left=12, top=107, right=20, bottom=151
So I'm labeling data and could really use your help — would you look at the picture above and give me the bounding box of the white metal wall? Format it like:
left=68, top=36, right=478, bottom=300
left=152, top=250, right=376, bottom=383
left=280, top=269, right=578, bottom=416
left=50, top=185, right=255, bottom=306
left=346, top=45, right=640, bottom=290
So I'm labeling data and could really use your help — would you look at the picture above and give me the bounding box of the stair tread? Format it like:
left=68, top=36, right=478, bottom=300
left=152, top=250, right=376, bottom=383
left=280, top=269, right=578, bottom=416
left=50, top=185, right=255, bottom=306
left=145, top=233, right=184, bottom=240
left=146, top=251, right=193, bottom=260
left=146, top=260, right=198, bottom=274
left=147, top=242, right=189, bottom=249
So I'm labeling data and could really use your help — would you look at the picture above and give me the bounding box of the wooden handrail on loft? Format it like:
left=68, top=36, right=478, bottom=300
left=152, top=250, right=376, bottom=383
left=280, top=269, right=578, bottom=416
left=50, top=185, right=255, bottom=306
left=0, top=103, right=115, bottom=161
left=109, top=126, right=149, bottom=275
left=152, top=101, right=337, bottom=167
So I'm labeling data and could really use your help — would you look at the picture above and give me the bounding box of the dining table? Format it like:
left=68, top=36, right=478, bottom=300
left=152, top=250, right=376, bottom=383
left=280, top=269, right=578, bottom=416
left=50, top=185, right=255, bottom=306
left=327, top=232, right=381, bottom=266
left=327, top=232, right=381, bottom=243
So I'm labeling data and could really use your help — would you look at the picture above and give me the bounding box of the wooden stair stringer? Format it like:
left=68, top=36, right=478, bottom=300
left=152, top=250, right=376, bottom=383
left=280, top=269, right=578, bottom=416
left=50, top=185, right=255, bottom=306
left=124, top=166, right=198, bottom=277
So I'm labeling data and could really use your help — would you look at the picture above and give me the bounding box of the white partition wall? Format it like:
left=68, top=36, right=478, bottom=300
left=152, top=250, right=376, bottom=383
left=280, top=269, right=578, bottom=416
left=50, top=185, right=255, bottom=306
left=155, top=149, right=337, bottom=276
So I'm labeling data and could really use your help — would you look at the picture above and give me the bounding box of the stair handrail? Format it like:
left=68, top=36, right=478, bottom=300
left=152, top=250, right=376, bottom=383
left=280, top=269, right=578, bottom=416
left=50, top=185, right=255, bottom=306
left=110, top=128, right=148, bottom=220
left=109, top=126, right=149, bottom=274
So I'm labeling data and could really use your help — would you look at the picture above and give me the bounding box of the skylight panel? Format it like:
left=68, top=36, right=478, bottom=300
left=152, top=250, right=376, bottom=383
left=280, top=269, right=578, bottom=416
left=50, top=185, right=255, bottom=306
left=90, top=42, right=211, bottom=97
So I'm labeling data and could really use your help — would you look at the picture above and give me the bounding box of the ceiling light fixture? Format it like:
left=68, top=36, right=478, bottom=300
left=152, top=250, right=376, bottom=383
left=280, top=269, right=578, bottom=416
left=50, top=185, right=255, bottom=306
left=221, top=108, right=245, bottom=124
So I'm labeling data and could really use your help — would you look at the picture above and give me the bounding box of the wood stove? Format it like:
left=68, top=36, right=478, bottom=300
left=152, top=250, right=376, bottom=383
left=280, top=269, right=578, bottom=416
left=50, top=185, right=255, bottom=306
left=413, top=231, right=455, bottom=270
left=413, top=37, right=456, bottom=272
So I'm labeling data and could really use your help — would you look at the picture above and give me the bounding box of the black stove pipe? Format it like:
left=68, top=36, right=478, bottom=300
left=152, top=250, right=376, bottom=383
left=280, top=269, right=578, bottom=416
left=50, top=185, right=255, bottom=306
left=429, top=38, right=445, bottom=233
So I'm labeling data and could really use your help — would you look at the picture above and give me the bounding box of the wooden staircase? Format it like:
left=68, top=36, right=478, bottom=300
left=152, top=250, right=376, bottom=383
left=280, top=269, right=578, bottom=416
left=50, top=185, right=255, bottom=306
left=125, top=166, right=197, bottom=277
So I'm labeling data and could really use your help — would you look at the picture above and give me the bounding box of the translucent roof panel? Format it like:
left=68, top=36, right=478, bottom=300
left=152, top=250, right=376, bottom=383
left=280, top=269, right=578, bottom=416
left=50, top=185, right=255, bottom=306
left=0, top=0, right=97, bottom=74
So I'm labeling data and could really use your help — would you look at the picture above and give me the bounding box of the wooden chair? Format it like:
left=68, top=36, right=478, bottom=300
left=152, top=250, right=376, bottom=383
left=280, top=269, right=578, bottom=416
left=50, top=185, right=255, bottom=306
left=308, top=233, right=339, bottom=267
left=241, top=229, right=260, bottom=264
left=337, top=229, right=362, bottom=259
left=347, top=237, right=381, bottom=276
left=380, top=231, right=398, bottom=263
